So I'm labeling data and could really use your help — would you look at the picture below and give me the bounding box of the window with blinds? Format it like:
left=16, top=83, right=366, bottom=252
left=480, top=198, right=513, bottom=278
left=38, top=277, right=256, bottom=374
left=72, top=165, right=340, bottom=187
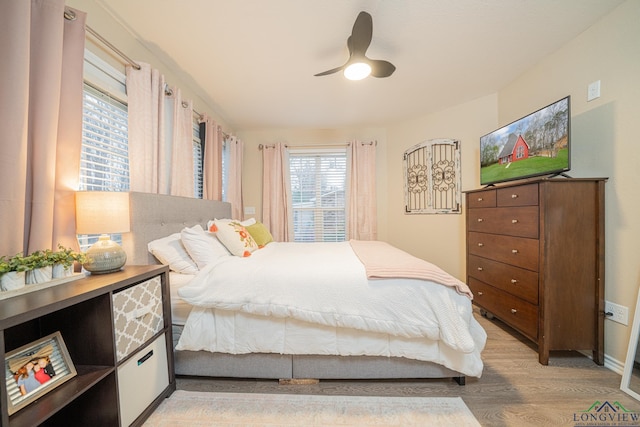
left=289, top=149, right=347, bottom=242
left=80, top=83, right=130, bottom=192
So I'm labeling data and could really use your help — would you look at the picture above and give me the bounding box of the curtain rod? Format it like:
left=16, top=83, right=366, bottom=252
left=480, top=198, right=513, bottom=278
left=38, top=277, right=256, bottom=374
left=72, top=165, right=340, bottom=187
left=65, top=9, right=231, bottom=139
left=258, top=141, right=376, bottom=150
left=64, top=9, right=141, bottom=70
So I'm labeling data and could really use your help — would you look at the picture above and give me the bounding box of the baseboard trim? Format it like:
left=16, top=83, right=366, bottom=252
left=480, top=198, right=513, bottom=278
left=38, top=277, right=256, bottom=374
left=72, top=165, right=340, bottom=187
left=605, top=353, right=625, bottom=375
left=577, top=350, right=624, bottom=375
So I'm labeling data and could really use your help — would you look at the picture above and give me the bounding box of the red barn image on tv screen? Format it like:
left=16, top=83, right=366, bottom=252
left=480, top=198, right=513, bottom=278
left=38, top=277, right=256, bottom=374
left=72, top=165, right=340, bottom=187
left=498, top=134, right=530, bottom=165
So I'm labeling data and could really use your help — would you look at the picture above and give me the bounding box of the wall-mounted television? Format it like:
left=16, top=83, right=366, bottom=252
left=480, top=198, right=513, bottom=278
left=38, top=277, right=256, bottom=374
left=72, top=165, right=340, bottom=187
left=480, top=96, right=570, bottom=186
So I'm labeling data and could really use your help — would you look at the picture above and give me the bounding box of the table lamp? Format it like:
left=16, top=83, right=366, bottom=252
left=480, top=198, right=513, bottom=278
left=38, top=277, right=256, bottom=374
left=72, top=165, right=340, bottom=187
left=75, top=191, right=130, bottom=274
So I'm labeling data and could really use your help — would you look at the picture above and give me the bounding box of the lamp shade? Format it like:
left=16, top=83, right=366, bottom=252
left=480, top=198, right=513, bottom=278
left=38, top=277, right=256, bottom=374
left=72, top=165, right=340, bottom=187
left=75, top=191, right=130, bottom=235
left=75, top=191, right=130, bottom=274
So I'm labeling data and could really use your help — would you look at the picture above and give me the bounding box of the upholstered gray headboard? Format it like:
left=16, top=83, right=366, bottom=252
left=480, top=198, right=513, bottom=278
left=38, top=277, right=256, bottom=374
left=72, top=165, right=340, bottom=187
left=122, top=192, right=232, bottom=266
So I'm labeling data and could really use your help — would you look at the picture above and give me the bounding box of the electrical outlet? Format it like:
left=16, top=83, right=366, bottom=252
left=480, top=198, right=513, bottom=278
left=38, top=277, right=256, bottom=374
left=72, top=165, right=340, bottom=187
left=605, top=300, right=629, bottom=325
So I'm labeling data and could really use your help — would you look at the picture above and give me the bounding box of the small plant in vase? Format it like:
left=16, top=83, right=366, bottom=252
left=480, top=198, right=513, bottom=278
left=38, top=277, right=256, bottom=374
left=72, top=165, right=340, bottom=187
left=0, top=254, right=29, bottom=291
left=24, top=250, right=55, bottom=285
left=51, top=244, right=87, bottom=278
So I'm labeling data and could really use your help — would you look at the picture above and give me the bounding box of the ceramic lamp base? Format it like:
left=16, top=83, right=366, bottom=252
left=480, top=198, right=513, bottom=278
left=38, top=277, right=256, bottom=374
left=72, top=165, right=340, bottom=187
left=83, top=235, right=127, bottom=274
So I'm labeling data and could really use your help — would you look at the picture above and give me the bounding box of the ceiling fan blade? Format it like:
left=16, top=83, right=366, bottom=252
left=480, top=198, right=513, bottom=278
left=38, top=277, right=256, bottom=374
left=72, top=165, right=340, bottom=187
left=314, top=65, right=346, bottom=77
left=369, top=59, right=396, bottom=78
left=349, top=11, right=373, bottom=55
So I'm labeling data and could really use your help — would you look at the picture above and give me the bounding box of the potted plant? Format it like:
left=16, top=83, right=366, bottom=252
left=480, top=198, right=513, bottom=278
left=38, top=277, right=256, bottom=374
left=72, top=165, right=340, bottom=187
left=0, top=254, right=28, bottom=291
left=24, top=250, right=55, bottom=285
left=51, top=244, right=86, bottom=278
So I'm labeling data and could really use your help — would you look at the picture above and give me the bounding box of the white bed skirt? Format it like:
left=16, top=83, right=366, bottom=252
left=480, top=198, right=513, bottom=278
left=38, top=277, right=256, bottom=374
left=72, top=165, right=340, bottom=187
left=175, top=306, right=485, bottom=378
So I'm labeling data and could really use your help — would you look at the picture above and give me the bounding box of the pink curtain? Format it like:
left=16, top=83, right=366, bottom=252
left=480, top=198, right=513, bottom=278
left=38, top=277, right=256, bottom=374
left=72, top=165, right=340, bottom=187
left=201, top=114, right=223, bottom=200
left=226, top=136, right=244, bottom=220
left=126, top=62, right=165, bottom=194
left=0, top=1, right=85, bottom=256
left=347, top=140, right=377, bottom=240
left=167, top=88, right=194, bottom=197
left=127, top=65, right=195, bottom=197
left=262, top=143, right=292, bottom=242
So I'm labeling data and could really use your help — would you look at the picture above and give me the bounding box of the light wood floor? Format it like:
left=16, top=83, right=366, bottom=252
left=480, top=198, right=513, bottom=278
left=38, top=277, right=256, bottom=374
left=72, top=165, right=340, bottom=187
left=177, top=309, right=640, bottom=426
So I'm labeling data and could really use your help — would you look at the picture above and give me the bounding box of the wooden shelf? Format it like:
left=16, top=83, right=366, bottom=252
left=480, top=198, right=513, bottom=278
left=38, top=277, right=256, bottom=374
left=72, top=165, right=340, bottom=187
left=1, top=265, right=175, bottom=427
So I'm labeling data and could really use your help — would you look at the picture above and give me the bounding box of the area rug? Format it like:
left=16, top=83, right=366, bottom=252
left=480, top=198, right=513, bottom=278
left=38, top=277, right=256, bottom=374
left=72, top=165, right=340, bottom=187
left=143, top=390, right=480, bottom=426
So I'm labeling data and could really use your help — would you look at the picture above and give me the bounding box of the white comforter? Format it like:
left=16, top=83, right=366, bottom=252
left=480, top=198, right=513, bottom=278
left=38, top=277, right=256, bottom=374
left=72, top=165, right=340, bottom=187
left=177, top=241, right=486, bottom=376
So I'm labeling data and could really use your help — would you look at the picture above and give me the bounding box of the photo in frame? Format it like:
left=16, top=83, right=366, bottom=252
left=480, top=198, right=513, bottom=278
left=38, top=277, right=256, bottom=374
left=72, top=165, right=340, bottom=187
left=5, top=331, right=77, bottom=415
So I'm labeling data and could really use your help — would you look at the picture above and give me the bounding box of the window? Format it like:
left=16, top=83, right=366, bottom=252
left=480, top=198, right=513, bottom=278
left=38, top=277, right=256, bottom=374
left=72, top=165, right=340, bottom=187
left=289, top=148, right=347, bottom=242
left=80, top=83, right=129, bottom=192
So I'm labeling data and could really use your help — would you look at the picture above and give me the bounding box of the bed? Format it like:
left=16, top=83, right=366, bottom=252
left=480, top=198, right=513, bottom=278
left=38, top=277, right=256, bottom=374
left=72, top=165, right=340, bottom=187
left=122, top=192, right=486, bottom=384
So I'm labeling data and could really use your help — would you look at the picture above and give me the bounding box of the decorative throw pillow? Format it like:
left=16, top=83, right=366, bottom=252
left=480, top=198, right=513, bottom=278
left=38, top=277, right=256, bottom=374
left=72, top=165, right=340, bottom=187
left=207, top=217, right=255, bottom=232
left=245, top=221, right=274, bottom=247
left=180, top=224, right=231, bottom=269
left=147, top=232, right=199, bottom=274
left=210, top=220, right=259, bottom=257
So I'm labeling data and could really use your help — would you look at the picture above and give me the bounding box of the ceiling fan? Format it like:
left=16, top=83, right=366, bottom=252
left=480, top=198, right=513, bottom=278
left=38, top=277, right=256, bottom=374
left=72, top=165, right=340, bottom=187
left=314, top=11, right=396, bottom=80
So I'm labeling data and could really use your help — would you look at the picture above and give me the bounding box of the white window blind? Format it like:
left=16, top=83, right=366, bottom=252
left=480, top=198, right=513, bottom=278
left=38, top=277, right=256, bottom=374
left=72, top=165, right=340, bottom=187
left=289, top=149, right=347, bottom=242
left=80, top=83, right=130, bottom=192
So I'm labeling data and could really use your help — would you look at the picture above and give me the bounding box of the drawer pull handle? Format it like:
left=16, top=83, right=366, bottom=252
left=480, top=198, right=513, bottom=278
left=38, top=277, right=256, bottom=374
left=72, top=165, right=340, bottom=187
left=477, top=291, right=483, bottom=296
left=511, top=279, right=518, bottom=284
left=477, top=218, right=484, bottom=222
left=477, top=197, right=483, bottom=201
left=125, top=303, right=154, bottom=322
left=511, top=194, right=518, bottom=199
left=511, top=219, right=518, bottom=224
left=511, top=249, right=519, bottom=254
left=477, top=267, right=483, bottom=271
left=477, top=243, right=484, bottom=247
left=137, top=350, right=154, bottom=366
left=511, top=308, right=517, bottom=314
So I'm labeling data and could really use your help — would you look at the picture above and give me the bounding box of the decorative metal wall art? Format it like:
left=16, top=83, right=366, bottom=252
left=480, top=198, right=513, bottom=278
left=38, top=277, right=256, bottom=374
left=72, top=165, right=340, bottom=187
left=403, top=138, right=461, bottom=214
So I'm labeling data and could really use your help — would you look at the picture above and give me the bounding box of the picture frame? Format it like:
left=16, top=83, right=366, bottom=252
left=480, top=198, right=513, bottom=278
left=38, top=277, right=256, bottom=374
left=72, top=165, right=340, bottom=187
left=4, top=331, right=77, bottom=415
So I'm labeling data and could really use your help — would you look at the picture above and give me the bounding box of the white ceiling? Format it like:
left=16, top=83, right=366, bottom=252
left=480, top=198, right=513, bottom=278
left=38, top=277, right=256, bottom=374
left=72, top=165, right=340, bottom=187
left=97, top=0, right=622, bottom=131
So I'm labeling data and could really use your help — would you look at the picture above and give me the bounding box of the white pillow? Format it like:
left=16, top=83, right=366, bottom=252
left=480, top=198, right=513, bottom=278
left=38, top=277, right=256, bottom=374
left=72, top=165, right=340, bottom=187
left=209, top=220, right=259, bottom=257
left=181, top=224, right=231, bottom=269
left=147, top=233, right=198, bottom=274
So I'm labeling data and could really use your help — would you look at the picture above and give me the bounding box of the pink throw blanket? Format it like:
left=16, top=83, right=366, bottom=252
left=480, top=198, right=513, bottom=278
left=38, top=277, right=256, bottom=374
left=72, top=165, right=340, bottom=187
left=350, top=240, right=473, bottom=299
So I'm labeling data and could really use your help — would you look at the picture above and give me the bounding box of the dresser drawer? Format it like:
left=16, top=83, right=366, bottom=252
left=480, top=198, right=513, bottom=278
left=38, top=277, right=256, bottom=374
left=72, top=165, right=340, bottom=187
left=468, top=254, right=538, bottom=304
left=113, top=275, right=164, bottom=361
left=118, top=334, right=169, bottom=427
left=470, top=278, right=538, bottom=340
left=467, top=206, right=539, bottom=238
left=468, top=232, right=539, bottom=271
left=467, top=189, right=496, bottom=208
left=497, top=183, right=538, bottom=206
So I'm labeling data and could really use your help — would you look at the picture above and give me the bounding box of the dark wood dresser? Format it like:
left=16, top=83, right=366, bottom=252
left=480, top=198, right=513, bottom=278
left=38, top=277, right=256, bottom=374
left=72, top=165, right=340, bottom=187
left=465, top=178, right=606, bottom=365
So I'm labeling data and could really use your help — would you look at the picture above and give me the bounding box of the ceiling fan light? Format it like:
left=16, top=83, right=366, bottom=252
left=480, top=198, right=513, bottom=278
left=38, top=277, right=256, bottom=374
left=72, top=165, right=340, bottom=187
left=344, top=62, right=371, bottom=80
